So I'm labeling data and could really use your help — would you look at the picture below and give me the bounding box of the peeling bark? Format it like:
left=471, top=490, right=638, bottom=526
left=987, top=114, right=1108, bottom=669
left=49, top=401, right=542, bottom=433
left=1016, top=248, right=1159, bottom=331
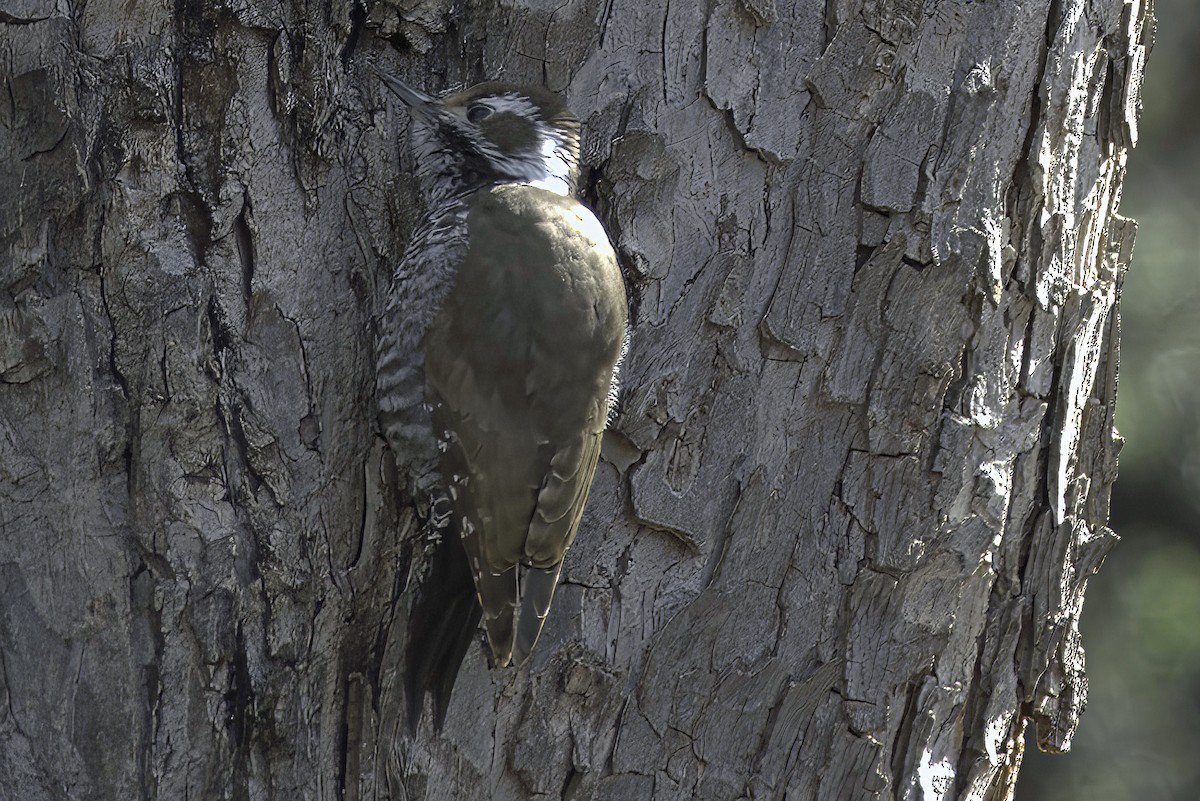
left=0, top=0, right=1146, bottom=799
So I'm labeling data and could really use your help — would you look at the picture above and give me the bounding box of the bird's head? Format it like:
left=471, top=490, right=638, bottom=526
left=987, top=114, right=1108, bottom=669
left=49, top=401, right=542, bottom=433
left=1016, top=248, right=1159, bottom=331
left=373, top=69, right=581, bottom=200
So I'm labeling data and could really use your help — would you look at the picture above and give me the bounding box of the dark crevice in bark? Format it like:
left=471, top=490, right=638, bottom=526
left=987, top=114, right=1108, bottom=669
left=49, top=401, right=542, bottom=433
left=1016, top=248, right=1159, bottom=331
left=344, top=674, right=364, bottom=801
left=167, top=190, right=215, bottom=268
left=234, top=192, right=256, bottom=304
left=214, top=394, right=268, bottom=504
left=1014, top=335, right=1066, bottom=703
left=4, top=75, right=15, bottom=121
left=0, top=643, right=25, bottom=738
left=658, top=0, right=671, bottom=103
left=158, top=344, right=172, bottom=402
left=943, top=288, right=982, bottom=417
left=129, top=559, right=164, bottom=799
left=821, top=0, right=840, bottom=51
left=367, top=560, right=410, bottom=711
left=266, top=31, right=282, bottom=118
left=207, top=295, right=236, bottom=357
left=604, top=697, right=631, bottom=774
left=0, top=9, right=53, bottom=23
left=122, top=441, right=135, bottom=501
left=588, top=167, right=646, bottom=330
left=954, top=580, right=1011, bottom=798
left=226, top=622, right=257, bottom=801
left=598, top=0, right=616, bottom=49
left=699, top=477, right=740, bottom=588
left=925, top=352, right=962, bottom=483
left=1005, top=8, right=1052, bottom=256
left=888, top=675, right=924, bottom=792
left=341, top=2, right=367, bottom=65
left=1045, top=0, right=1068, bottom=47
left=1016, top=292, right=1043, bottom=399
left=854, top=244, right=878, bottom=273
left=1006, top=94, right=1039, bottom=249
left=561, top=764, right=582, bottom=800
left=97, top=273, right=131, bottom=399
left=612, top=244, right=646, bottom=328
left=346, top=460, right=370, bottom=572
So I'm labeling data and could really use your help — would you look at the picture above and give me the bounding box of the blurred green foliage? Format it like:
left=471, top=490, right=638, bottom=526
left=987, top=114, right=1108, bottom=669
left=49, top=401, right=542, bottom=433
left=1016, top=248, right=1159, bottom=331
left=1019, top=1, right=1200, bottom=798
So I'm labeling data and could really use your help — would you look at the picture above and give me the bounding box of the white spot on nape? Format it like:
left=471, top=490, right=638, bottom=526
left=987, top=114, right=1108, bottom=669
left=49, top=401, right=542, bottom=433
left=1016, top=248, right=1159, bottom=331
left=495, top=149, right=571, bottom=194
left=525, top=132, right=573, bottom=195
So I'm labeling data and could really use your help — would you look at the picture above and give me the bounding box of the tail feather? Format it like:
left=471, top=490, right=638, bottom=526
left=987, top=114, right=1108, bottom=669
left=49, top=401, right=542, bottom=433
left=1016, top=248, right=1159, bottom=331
left=477, top=565, right=518, bottom=667
left=404, top=527, right=482, bottom=735
left=512, top=562, right=563, bottom=666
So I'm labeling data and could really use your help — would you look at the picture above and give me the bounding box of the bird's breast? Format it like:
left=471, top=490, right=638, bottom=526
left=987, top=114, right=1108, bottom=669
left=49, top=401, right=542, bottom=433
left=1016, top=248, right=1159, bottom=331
left=425, top=184, right=627, bottom=433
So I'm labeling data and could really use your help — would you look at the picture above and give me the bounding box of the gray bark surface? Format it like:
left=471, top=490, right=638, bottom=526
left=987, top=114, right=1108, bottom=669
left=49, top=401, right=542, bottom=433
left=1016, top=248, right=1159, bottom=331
left=0, top=0, right=1147, bottom=799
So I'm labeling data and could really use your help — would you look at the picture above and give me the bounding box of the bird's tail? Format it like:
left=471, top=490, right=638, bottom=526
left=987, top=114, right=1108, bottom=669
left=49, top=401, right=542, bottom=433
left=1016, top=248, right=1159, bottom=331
left=512, top=562, right=563, bottom=666
left=403, top=520, right=482, bottom=735
left=476, top=565, right=518, bottom=667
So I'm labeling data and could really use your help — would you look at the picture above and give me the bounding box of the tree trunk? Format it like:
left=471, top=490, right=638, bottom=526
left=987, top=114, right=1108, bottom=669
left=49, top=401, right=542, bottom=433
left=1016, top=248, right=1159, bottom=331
left=0, top=0, right=1146, bottom=799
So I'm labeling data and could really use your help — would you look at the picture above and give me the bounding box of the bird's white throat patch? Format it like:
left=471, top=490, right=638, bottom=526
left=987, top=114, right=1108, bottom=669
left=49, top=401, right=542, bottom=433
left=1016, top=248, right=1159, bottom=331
left=525, top=131, right=573, bottom=196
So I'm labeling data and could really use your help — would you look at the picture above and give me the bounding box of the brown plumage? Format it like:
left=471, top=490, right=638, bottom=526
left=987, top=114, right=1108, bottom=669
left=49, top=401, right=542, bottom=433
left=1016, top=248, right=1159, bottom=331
left=425, top=184, right=626, bottom=666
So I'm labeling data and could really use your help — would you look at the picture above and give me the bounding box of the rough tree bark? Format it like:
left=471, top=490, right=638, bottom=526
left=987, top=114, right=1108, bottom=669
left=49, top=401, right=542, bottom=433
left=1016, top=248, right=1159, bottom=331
left=0, top=0, right=1146, bottom=799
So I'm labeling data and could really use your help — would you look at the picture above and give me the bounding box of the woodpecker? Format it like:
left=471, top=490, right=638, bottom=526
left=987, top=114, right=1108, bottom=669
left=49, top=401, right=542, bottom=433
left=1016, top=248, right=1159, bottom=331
left=371, top=67, right=627, bottom=727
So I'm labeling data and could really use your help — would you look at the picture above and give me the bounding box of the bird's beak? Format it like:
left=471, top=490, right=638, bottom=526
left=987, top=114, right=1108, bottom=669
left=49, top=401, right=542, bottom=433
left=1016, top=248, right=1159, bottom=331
left=370, top=66, right=437, bottom=118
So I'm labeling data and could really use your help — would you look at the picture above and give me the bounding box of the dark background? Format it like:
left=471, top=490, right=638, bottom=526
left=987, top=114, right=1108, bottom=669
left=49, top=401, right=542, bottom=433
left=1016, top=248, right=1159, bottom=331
left=1020, top=1, right=1200, bottom=798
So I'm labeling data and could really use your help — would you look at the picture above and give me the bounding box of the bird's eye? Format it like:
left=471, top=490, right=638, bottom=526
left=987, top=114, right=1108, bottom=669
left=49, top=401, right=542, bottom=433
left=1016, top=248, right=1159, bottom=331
left=467, top=104, right=493, bottom=123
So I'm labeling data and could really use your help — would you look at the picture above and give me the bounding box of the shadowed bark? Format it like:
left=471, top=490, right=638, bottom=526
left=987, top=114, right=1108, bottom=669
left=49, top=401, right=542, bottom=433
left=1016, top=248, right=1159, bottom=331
left=0, top=0, right=1148, bottom=798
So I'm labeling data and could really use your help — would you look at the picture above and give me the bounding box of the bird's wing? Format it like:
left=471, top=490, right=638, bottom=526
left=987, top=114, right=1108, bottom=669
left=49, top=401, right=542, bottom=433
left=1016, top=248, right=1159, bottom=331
left=427, top=383, right=531, bottom=667
left=513, top=427, right=604, bottom=664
